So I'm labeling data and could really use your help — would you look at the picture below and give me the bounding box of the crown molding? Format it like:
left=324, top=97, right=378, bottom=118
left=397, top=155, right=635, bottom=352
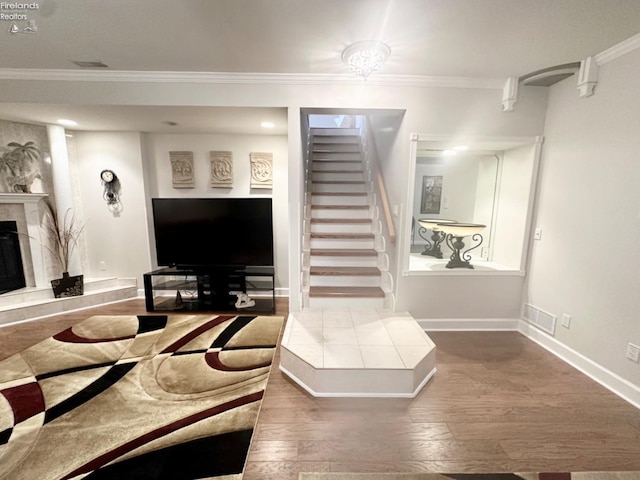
left=0, top=68, right=504, bottom=89
left=595, top=32, right=640, bottom=65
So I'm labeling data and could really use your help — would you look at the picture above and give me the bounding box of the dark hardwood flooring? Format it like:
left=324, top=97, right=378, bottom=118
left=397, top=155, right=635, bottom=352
left=1, top=298, right=639, bottom=479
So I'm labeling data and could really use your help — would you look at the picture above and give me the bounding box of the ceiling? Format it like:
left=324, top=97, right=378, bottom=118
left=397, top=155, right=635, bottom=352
left=1, top=0, right=640, bottom=133
left=0, top=104, right=289, bottom=135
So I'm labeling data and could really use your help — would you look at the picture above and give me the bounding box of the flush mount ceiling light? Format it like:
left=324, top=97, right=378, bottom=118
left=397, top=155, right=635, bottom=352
left=57, top=119, right=78, bottom=127
left=260, top=121, right=275, bottom=129
left=341, top=40, right=391, bottom=80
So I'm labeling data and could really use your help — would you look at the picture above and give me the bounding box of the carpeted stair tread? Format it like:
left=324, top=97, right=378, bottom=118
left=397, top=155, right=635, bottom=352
left=312, top=159, right=362, bottom=163
left=310, top=266, right=380, bottom=276
left=311, top=169, right=364, bottom=174
left=310, top=233, right=374, bottom=239
left=309, top=286, right=385, bottom=298
left=311, top=204, right=369, bottom=209
left=312, top=180, right=366, bottom=184
left=310, top=218, right=372, bottom=224
left=312, top=148, right=361, bottom=153
left=311, top=192, right=368, bottom=196
left=310, top=248, right=377, bottom=256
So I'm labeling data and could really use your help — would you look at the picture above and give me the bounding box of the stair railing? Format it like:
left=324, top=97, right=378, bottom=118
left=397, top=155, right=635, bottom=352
left=359, top=119, right=396, bottom=245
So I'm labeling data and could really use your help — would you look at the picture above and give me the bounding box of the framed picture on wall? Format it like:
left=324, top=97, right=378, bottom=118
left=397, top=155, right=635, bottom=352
left=420, top=175, right=443, bottom=214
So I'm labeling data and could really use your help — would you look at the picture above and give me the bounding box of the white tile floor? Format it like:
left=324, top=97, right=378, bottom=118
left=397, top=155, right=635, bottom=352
left=279, top=307, right=437, bottom=397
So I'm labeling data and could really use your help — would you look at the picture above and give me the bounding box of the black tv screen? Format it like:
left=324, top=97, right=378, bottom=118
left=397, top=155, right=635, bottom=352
left=152, top=198, right=274, bottom=269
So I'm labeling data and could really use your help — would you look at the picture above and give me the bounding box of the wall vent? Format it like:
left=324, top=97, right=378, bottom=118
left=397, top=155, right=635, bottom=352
left=522, top=303, right=556, bottom=335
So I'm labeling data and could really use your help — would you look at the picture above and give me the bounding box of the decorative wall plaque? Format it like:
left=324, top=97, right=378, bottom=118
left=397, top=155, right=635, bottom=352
left=209, top=151, right=233, bottom=187
left=169, top=151, right=194, bottom=188
left=249, top=152, right=273, bottom=189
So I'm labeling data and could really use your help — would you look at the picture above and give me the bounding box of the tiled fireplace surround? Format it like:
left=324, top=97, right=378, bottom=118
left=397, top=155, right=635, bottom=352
left=0, top=193, right=48, bottom=289
left=0, top=193, right=138, bottom=325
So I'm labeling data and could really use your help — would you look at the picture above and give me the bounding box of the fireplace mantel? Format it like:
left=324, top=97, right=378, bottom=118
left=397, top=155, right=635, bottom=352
left=0, top=193, right=48, bottom=204
left=0, top=193, right=49, bottom=288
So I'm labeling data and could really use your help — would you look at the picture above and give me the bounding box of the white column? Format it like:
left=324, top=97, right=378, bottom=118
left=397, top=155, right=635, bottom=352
left=46, top=124, right=82, bottom=275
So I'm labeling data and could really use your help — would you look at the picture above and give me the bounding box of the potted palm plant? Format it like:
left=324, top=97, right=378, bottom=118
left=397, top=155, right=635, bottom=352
left=42, top=199, right=85, bottom=298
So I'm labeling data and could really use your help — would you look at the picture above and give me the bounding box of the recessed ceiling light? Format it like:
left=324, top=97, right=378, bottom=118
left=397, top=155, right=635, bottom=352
left=57, top=119, right=78, bottom=127
left=260, top=121, right=275, bottom=129
left=441, top=150, right=457, bottom=157
left=453, top=145, right=469, bottom=151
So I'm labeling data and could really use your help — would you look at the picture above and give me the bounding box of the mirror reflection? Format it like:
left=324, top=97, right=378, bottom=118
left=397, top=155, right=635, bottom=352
left=410, top=152, right=498, bottom=270
left=405, top=135, right=541, bottom=273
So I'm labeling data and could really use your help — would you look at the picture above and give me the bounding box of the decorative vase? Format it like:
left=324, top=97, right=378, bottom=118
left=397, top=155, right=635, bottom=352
left=51, top=272, right=84, bottom=298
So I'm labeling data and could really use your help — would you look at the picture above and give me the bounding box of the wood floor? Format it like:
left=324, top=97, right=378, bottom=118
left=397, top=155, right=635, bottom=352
left=2, top=299, right=640, bottom=479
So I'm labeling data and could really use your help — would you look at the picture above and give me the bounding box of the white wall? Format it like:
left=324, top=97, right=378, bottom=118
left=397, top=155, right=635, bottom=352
left=0, top=78, right=548, bottom=316
left=411, top=156, right=484, bottom=243
left=142, top=133, right=289, bottom=293
left=73, top=132, right=152, bottom=287
left=492, top=145, right=537, bottom=269
left=525, top=48, right=640, bottom=387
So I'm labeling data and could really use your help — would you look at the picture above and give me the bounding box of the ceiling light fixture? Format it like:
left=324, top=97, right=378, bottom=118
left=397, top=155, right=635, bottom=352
left=341, top=40, right=390, bottom=80
left=57, top=119, right=78, bottom=127
left=260, top=121, right=275, bottom=129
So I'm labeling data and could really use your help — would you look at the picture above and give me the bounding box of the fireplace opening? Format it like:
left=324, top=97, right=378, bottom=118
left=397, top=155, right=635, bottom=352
left=0, top=221, right=26, bottom=294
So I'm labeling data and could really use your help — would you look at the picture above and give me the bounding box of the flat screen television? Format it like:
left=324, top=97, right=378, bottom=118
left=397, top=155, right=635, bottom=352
left=152, top=198, right=274, bottom=269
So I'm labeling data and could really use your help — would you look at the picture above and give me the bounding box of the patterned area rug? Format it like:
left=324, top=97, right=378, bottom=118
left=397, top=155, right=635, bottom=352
left=299, top=474, right=640, bottom=480
left=0, top=313, right=284, bottom=479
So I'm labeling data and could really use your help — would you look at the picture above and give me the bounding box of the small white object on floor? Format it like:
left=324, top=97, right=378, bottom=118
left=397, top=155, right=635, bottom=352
left=235, top=292, right=255, bottom=309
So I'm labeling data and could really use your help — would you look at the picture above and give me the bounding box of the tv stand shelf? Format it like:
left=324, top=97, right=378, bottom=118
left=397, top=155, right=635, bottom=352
left=143, top=266, right=275, bottom=314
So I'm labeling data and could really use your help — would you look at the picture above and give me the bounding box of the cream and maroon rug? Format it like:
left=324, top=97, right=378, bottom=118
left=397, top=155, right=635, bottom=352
left=299, top=473, right=640, bottom=479
left=0, top=313, right=283, bottom=479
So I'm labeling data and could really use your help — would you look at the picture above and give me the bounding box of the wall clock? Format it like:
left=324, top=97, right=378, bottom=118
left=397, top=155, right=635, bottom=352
left=100, top=169, right=115, bottom=184
left=100, top=169, right=121, bottom=211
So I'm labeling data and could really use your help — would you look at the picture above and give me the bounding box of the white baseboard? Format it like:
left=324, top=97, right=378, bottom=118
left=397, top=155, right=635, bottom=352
left=275, top=288, right=289, bottom=298
left=417, top=317, right=640, bottom=410
left=517, top=321, right=640, bottom=409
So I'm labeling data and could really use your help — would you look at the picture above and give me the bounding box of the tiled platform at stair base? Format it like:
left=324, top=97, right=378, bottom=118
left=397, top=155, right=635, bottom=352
left=0, top=277, right=138, bottom=326
left=279, top=307, right=436, bottom=397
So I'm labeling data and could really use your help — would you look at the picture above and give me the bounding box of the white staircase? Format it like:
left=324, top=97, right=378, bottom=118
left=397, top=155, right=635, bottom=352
left=302, top=127, right=389, bottom=308
left=279, top=123, right=435, bottom=398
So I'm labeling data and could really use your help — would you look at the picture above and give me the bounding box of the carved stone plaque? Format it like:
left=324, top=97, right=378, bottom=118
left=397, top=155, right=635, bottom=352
left=209, top=151, right=233, bottom=187
left=169, top=151, right=195, bottom=188
left=250, top=152, right=273, bottom=189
